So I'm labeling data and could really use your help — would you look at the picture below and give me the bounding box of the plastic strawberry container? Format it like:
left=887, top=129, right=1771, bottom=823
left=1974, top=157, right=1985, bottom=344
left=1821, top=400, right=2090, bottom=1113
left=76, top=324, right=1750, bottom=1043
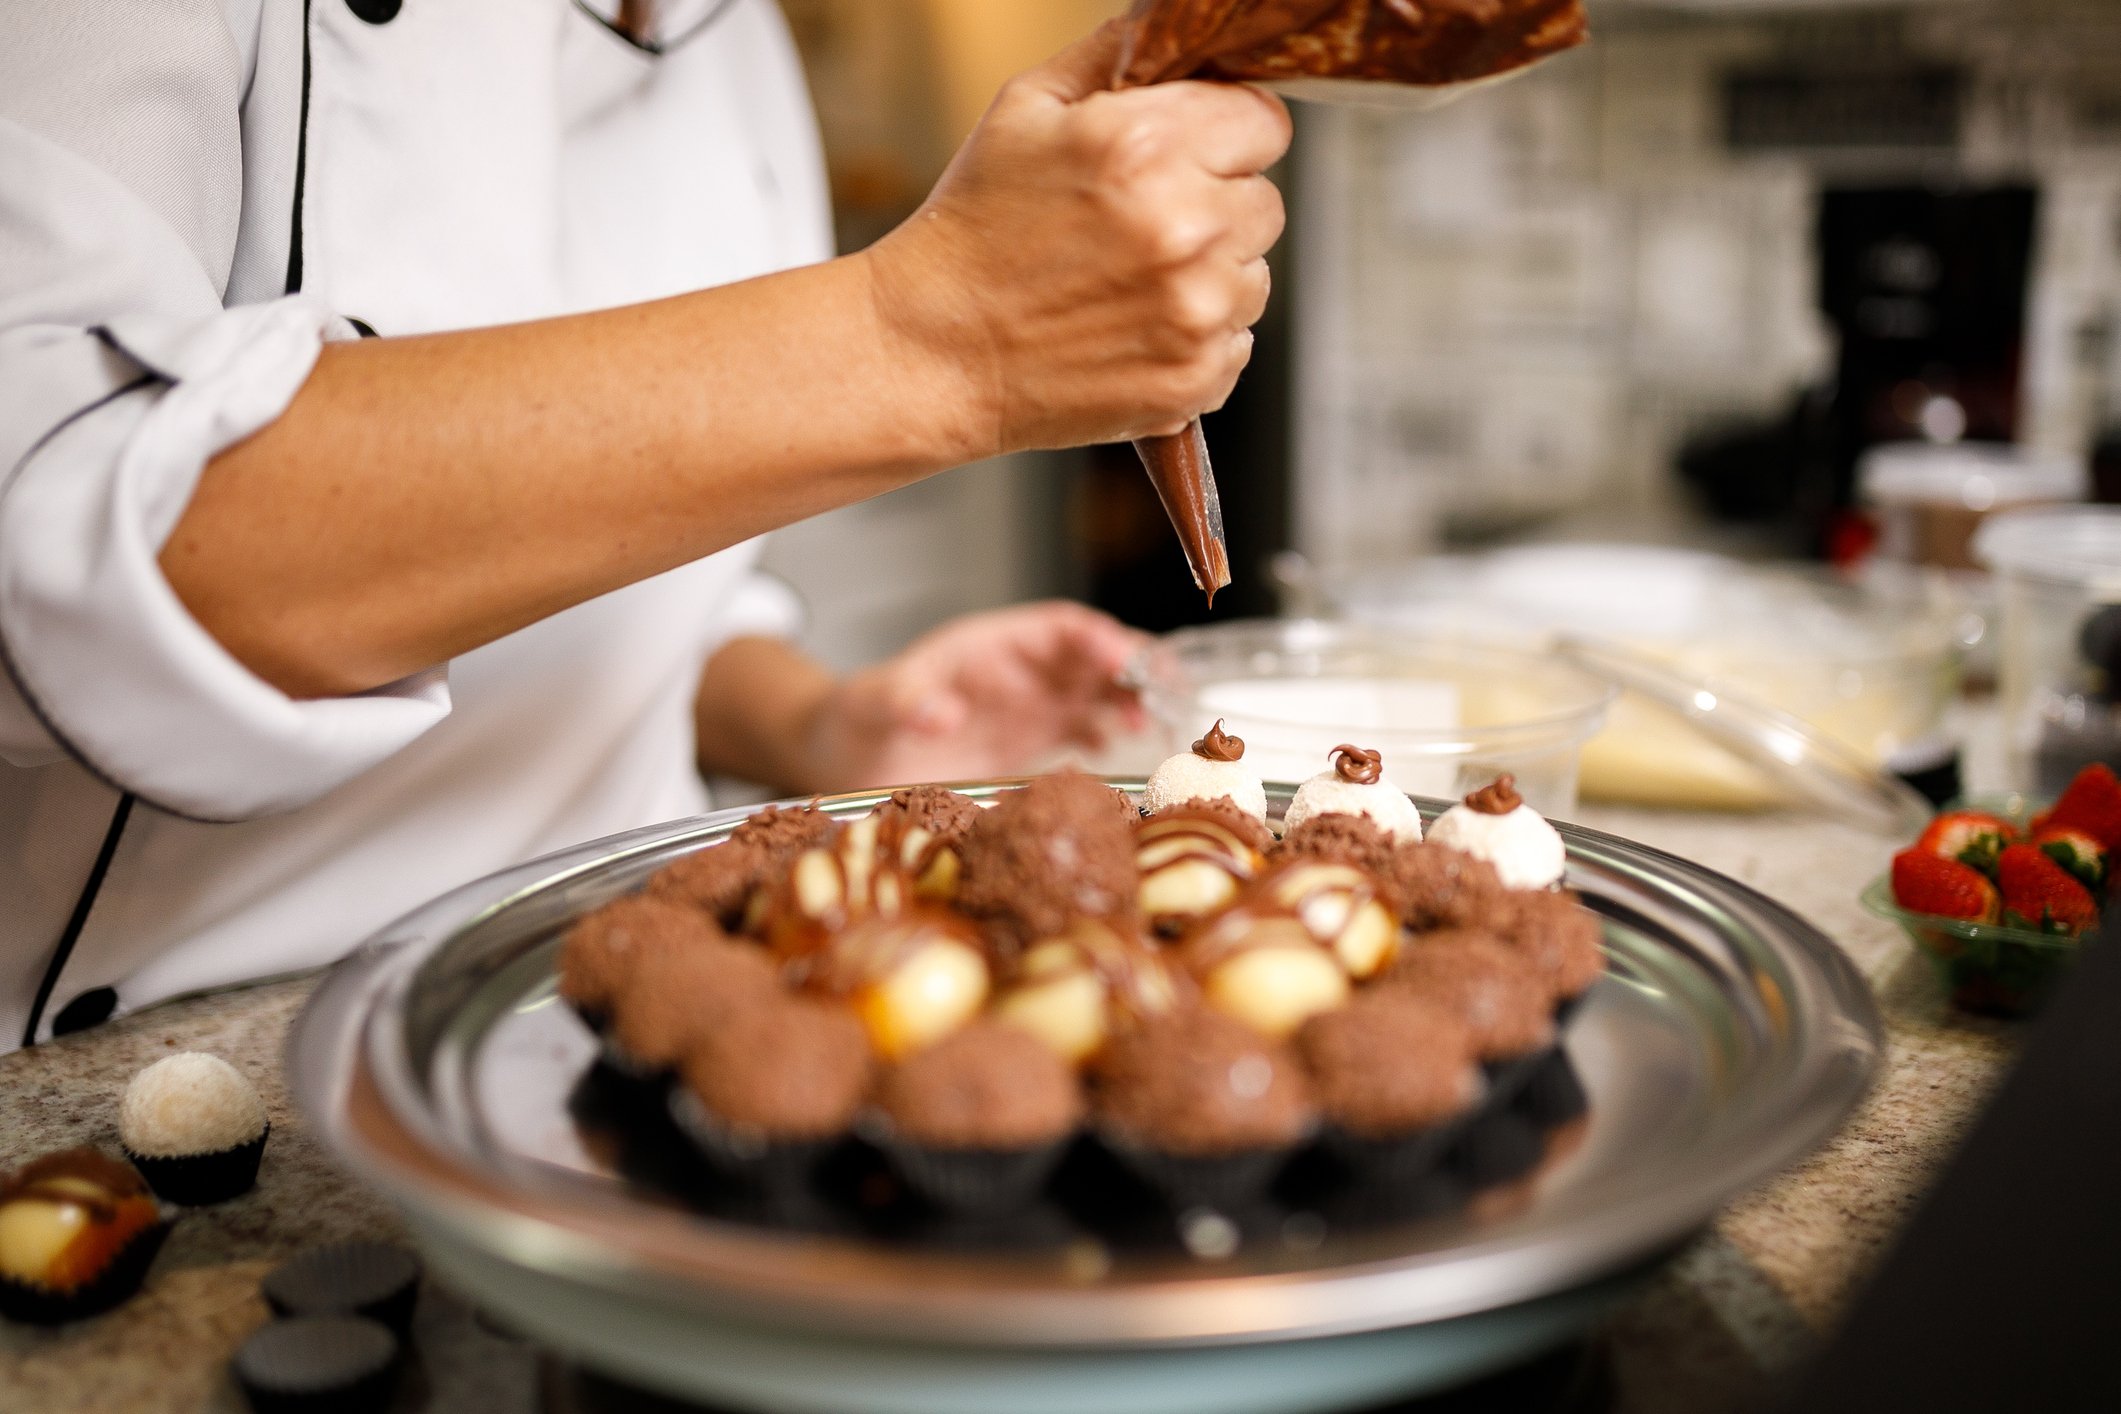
left=1861, top=794, right=2089, bottom=1017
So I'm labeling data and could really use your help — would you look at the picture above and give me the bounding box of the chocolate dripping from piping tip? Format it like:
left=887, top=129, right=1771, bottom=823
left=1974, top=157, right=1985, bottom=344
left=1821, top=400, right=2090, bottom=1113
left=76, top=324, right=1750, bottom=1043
left=1133, top=421, right=1231, bottom=606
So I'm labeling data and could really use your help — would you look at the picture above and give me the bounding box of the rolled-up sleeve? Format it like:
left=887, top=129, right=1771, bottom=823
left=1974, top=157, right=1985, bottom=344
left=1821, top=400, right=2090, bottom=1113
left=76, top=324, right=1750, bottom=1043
left=0, top=4, right=450, bottom=821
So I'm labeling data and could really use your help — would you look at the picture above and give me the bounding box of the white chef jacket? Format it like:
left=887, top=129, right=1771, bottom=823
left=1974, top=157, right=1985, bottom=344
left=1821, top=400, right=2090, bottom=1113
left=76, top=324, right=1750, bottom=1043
left=0, top=0, right=833, bottom=1049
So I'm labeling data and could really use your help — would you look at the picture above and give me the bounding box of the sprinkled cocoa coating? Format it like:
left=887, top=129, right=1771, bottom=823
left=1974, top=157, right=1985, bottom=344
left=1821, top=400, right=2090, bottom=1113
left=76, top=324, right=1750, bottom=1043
left=1389, top=841, right=1509, bottom=930
left=607, top=938, right=782, bottom=1071
left=1092, top=1006, right=1316, bottom=1155
left=1465, top=774, right=1523, bottom=815
left=1491, top=889, right=1606, bottom=999
left=873, top=1021, right=1085, bottom=1150
left=1382, top=929, right=1556, bottom=1061
left=957, top=772, right=1140, bottom=955
left=644, top=841, right=766, bottom=928
left=1147, top=794, right=1274, bottom=855
left=1297, top=991, right=1482, bottom=1138
left=1274, top=812, right=1408, bottom=914
left=678, top=995, right=872, bottom=1140
left=1192, top=719, right=1245, bottom=762
left=871, top=786, right=984, bottom=848
left=647, top=806, right=842, bottom=926
left=559, top=895, right=727, bottom=1018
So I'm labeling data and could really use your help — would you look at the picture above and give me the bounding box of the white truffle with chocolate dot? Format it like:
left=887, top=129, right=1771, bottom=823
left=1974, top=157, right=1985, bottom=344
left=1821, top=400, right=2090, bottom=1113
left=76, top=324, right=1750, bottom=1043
left=1425, top=775, right=1566, bottom=891
left=1281, top=745, right=1424, bottom=842
left=1143, top=720, right=1268, bottom=822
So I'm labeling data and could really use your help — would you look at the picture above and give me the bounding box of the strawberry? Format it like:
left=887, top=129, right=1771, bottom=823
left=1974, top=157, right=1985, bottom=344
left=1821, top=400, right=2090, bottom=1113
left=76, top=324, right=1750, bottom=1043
left=2043, top=763, right=2121, bottom=852
left=1913, top=810, right=2016, bottom=876
left=1891, top=848, right=2001, bottom=925
left=1997, top=843, right=2099, bottom=937
left=2033, top=825, right=2109, bottom=893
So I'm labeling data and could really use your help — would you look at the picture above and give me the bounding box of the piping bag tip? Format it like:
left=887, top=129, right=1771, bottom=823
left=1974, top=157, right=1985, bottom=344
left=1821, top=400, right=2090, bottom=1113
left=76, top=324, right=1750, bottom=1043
left=1134, top=419, right=1230, bottom=607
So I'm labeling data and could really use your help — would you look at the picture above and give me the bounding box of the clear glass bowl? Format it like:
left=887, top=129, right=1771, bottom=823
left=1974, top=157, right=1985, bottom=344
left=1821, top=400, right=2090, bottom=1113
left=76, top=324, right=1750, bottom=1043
left=1129, top=620, right=1617, bottom=817
left=1318, top=548, right=1965, bottom=811
left=1859, top=793, right=2081, bottom=1017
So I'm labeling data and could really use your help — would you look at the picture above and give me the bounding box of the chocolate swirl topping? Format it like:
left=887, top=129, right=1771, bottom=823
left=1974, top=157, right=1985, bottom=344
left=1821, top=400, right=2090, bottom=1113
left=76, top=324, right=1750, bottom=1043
left=1465, top=775, right=1523, bottom=815
left=1331, top=744, right=1383, bottom=786
left=1191, top=719, right=1245, bottom=763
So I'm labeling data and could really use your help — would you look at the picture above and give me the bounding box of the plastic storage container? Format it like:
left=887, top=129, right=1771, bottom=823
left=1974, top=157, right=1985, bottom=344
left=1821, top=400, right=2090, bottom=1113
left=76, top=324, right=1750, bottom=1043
left=1130, top=620, right=1616, bottom=817
left=1975, top=507, right=2121, bottom=796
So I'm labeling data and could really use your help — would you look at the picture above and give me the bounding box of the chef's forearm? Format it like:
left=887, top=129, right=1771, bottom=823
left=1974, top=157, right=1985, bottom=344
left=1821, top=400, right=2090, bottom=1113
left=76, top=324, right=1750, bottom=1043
left=159, top=252, right=987, bottom=700
left=691, top=636, right=840, bottom=796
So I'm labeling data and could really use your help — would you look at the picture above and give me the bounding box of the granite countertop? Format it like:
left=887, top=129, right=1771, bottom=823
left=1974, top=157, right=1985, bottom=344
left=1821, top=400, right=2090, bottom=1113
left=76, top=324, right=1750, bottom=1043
left=0, top=805, right=2019, bottom=1414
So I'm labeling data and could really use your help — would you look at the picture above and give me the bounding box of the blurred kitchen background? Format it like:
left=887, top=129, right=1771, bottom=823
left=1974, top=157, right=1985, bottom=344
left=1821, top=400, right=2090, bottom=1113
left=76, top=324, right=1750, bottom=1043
left=761, top=0, right=2121, bottom=803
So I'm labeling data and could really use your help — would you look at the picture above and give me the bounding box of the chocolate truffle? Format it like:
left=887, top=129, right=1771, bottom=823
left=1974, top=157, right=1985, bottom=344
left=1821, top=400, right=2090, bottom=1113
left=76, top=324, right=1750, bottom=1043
left=1093, top=1007, right=1316, bottom=1156
left=1181, top=908, right=1350, bottom=1038
left=1135, top=805, right=1266, bottom=933
left=558, top=894, right=726, bottom=1022
left=647, top=804, right=841, bottom=926
left=606, top=935, right=782, bottom=1072
left=118, top=1052, right=270, bottom=1205
left=677, top=995, right=873, bottom=1141
left=796, top=908, right=991, bottom=1060
left=871, top=785, right=983, bottom=847
left=873, top=1021, right=1085, bottom=1150
left=0, top=1149, right=167, bottom=1323
left=1297, top=991, right=1482, bottom=1138
left=1277, top=812, right=1402, bottom=898
left=1389, top=841, right=1509, bottom=930
left=956, top=771, right=1139, bottom=954
left=993, top=919, right=1184, bottom=1065
left=1492, top=889, right=1606, bottom=999
left=1383, top=929, right=1556, bottom=1061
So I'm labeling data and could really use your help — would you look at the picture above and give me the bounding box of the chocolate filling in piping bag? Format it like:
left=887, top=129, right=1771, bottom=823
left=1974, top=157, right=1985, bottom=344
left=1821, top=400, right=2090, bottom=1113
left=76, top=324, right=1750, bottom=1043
left=1108, top=0, right=1587, bottom=604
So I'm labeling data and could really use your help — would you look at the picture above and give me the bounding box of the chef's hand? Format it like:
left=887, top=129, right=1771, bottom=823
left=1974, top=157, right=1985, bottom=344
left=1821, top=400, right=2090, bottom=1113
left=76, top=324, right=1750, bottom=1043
left=694, top=603, right=1148, bottom=795
left=864, top=23, right=1291, bottom=455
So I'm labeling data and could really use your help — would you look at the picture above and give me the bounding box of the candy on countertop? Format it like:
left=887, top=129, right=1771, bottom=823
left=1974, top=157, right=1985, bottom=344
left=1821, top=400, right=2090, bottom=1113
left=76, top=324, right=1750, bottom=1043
left=262, top=1243, right=422, bottom=1341
left=233, top=1314, right=401, bottom=1414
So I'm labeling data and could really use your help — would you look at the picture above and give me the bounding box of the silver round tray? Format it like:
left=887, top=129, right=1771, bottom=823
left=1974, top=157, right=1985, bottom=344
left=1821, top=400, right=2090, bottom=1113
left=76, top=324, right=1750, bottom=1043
left=290, top=781, right=1880, bottom=1407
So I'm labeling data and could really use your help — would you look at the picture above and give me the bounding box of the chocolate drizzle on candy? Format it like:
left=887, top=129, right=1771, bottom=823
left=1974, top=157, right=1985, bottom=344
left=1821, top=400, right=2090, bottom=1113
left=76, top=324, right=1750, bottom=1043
left=1191, top=719, right=1245, bottom=763
left=1466, top=774, right=1524, bottom=816
left=1332, top=744, right=1384, bottom=786
left=1135, top=810, right=1263, bottom=933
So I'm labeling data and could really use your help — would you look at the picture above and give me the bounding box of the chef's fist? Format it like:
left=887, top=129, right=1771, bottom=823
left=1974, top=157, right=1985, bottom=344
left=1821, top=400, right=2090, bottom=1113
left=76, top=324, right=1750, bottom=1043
left=865, top=23, right=1291, bottom=458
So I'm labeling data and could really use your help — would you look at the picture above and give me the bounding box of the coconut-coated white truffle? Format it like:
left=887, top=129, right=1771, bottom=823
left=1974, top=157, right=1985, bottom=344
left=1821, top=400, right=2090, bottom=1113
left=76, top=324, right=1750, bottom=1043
left=1281, top=766, right=1425, bottom=842
left=1143, top=753, right=1268, bottom=821
left=1426, top=783, right=1566, bottom=891
left=1143, top=720, right=1267, bottom=821
left=119, top=1052, right=267, bottom=1158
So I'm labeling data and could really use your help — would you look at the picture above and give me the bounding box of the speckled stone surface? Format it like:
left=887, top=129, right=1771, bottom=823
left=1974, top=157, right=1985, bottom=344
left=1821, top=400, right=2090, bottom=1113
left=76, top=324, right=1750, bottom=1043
left=0, top=805, right=2021, bottom=1414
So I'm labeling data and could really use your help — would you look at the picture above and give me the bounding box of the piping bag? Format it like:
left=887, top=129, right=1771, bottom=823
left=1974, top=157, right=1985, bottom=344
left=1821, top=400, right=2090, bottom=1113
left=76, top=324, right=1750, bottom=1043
left=1108, top=0, right=1588, bottom=604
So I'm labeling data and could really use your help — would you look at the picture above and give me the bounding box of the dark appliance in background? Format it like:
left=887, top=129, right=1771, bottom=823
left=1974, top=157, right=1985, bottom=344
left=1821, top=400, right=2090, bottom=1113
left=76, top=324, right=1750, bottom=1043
left=1679, top=184, right=2041, bottom=559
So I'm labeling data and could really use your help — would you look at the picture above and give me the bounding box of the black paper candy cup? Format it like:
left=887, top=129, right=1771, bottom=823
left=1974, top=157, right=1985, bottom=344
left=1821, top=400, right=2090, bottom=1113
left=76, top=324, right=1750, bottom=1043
left=667, top=1087, right=837, bottom=1191
left=0, top=1218, right=172, bottom=1325
left=262, top=1242, right=422, bottom=1341
left=1095, top=1127, right=1306, bottom=1214
left=1448, top=1104, right=1547, bottom=1188
left=233, top=1314, right=401, bottom=1414
left=125, top=1125, right=269, bottom=1207
left=1514, top=1047, right=1590, bottom=1129
left=1320, top=1100, right=1480, bottom=1192
left=860, top=1117, right=1070, bottom=1215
